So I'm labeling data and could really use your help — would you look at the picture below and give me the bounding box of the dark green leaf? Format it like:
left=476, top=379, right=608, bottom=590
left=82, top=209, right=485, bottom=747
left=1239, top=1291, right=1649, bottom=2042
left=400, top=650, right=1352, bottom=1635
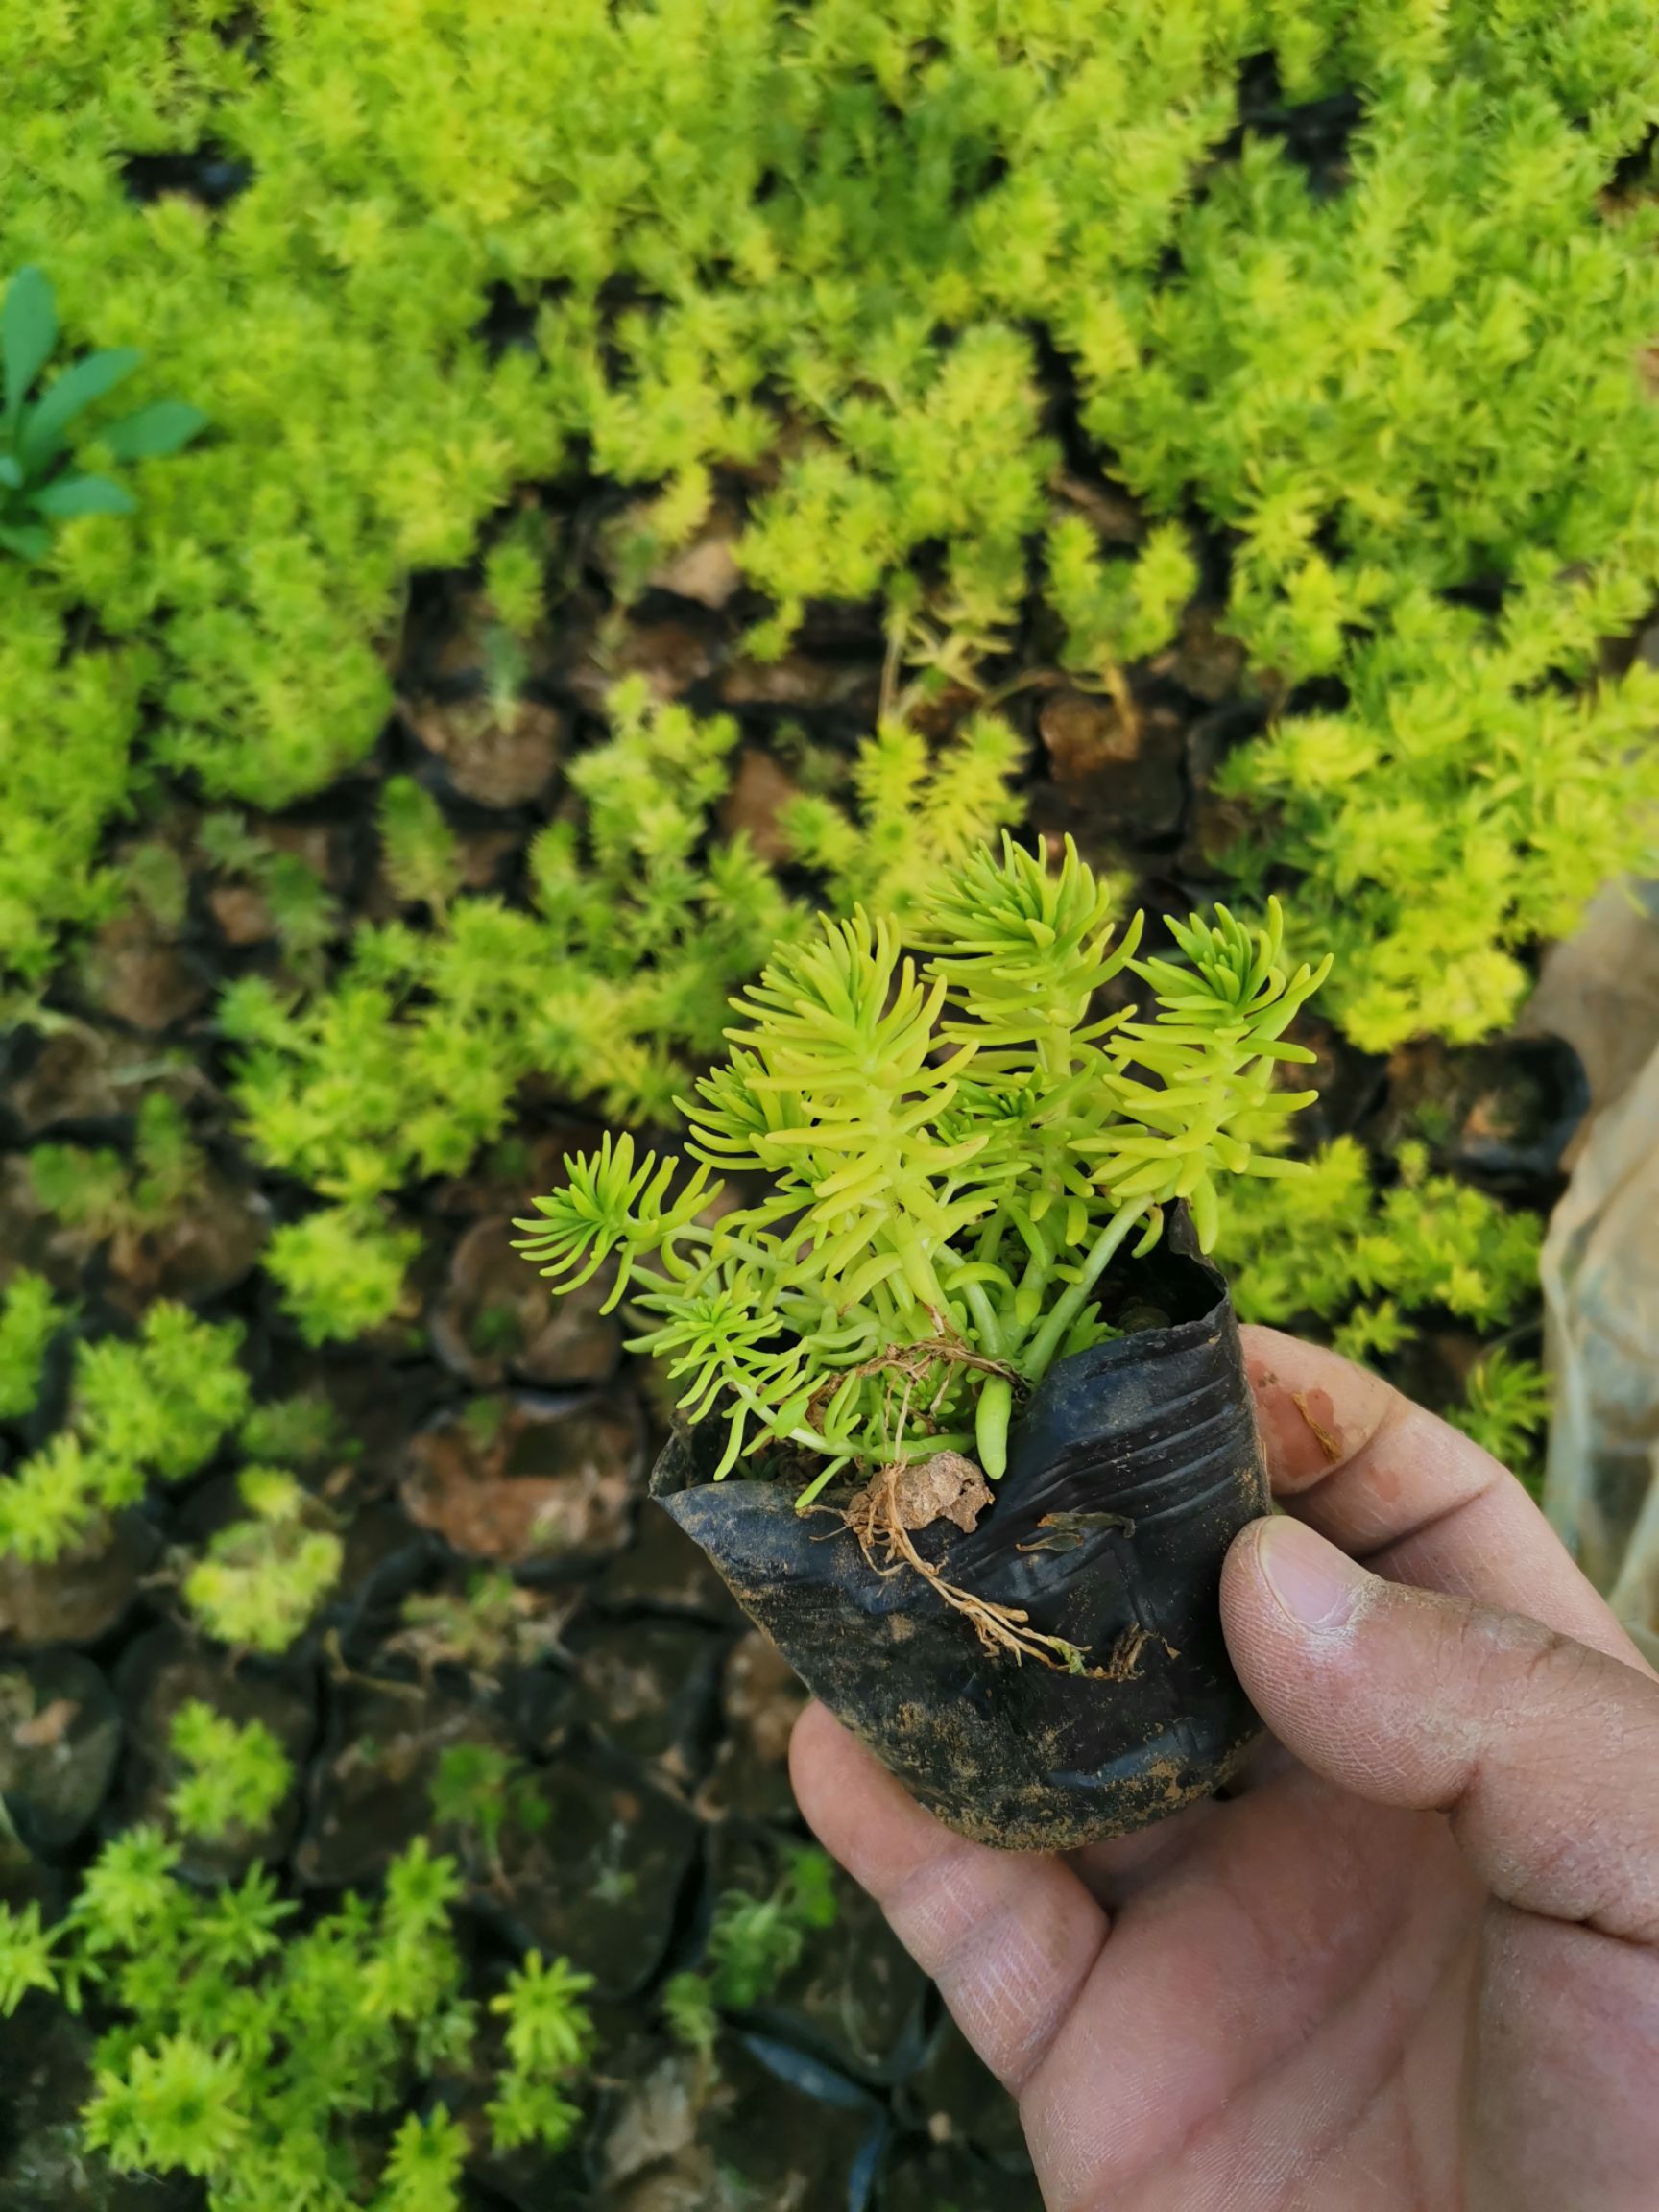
left=16, top=349, right=142, bottom=472
left=0, top=455, right=21, bottom=490
left=99, top=399, right=208, bottom=461
left=0, top=520, right=52, bottom=561
left=30, top=472, right=138, bottom=519
left=1, top=267, right=56, bottom=421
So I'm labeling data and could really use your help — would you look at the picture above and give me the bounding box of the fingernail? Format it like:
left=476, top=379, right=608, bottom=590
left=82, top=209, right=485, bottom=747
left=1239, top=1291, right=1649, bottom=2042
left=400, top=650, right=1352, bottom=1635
left=1257, top=1515, right=1364, bottom=1634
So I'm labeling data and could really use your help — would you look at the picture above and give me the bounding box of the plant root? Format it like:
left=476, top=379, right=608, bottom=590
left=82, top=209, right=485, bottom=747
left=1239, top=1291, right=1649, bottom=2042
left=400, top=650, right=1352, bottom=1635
left=845, top=1457, right=1104, bottom=1676
left=805, top=1331, right=1021, bottom=1436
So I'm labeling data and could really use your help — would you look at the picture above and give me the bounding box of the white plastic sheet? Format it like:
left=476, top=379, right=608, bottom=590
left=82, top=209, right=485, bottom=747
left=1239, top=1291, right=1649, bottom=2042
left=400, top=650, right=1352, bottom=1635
left=1532, top=883, right=1659, bottom=1655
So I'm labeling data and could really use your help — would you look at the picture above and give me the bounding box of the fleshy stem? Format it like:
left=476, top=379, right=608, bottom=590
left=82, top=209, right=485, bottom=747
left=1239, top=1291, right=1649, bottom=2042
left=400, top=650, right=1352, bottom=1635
left=1018, top=1203, right=1154, bottom=1383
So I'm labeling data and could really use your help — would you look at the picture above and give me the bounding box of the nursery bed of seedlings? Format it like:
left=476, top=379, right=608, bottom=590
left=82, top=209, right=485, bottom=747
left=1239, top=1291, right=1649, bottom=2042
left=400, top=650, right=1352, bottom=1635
left=0, top=473, right=1577, bottom=2208
left=5, top=3, right=1653, bottom=2201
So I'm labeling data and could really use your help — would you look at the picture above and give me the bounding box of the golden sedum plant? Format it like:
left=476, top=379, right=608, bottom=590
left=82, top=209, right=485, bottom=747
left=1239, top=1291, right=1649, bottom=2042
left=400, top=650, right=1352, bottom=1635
left=517, top=839, right=1330, bottom=1502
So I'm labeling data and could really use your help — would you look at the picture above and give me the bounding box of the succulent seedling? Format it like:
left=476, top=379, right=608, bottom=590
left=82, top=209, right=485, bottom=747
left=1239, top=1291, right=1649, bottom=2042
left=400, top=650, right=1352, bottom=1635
left=517, top=837, right=1331, bottom=1507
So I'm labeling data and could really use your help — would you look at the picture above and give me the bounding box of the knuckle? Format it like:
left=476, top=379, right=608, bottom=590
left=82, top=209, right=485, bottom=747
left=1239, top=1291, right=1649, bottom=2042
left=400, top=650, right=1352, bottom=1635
left=883, top=1840, right=997, bottom=1975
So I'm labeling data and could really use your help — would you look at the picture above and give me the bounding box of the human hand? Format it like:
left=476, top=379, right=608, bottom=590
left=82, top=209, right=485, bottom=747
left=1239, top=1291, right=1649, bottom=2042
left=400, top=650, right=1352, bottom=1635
left=790, top=1326, right=1659, bottom=2211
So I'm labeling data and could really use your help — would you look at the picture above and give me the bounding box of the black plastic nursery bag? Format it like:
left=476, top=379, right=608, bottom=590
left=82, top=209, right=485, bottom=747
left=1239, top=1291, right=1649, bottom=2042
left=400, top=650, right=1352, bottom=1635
left=651, top=1245, right=1268, bottom=1850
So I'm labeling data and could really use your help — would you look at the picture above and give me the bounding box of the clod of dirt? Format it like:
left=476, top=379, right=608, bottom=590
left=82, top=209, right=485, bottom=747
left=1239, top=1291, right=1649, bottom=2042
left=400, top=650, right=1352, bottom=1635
left=458, top=824, right=527, bottom=890
left=494, top=1759, right=699, bottom=1998
left=266, top=815, right=351, bottom=889
left=597, top=2054, right=705, bottom=2194
left=205, top=817, right=349, bottom=946
left=1040, top=688, right=1139, bottom=781
left=695, top=1628, right=806, bottom=1823
left=0, top=1653, right=122, bottom=1857
left=4, top=1025, right=127, bottom=1131
left=1165, top=605, right=1248, bottom=704
left=408, top=695, right=565, bottom=808
left=596, top=1501, right=745, bottom=1622
left=431, top=1215, right=621, bottom=1389
left=568, top=619, right=722, bottom=711
left=864, top=1451, right=993, bottom=1534
left=1178, top=782, right=1257, bottom=879
left=718, top=654, right=879, bottom=713
left=1051, top=471, right=1144, bottom=544
left=650, top=517, right=746, bottom=609
left=0, top=1516, right=158, bottom=1648
left=110, top=1624, right=317, bottom=1881
left=208, top=879, right=276, bottom=946
left=1374, top=1034, right=1589, bottom=1193
left=563, top=1618, right=729, bottom=1782
left=400, top=1391, right=644, bottom=1568
left=101, top=1171, right=270, bottom=1311
left=296, top=1672, right=517, bottom=1889
left=1035, top=689, right=1186, bottom=841
left=76, top=909, right=211, bottom=1033
left=717, top=747, right=804, bottom=866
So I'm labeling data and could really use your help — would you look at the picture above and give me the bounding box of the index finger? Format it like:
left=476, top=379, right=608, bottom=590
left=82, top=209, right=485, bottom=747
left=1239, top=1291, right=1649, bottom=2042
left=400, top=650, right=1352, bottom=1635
left=1241, top=1324, right=1647, bottom=1671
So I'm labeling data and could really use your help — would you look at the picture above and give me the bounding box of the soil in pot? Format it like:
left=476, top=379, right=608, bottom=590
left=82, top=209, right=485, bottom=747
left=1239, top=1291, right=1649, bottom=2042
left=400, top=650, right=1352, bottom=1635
left=652, top=1245, right=1268, bottom=1850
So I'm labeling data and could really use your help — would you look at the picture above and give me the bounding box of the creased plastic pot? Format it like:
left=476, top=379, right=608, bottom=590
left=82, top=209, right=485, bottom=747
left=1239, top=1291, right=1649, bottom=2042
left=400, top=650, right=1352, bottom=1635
left=651, top=1243, right=1268, bottom=1850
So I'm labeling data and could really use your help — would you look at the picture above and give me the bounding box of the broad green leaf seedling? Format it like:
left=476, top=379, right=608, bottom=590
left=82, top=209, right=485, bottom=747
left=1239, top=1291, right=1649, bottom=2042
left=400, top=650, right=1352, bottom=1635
left=1, top=264, right=204, bottom=561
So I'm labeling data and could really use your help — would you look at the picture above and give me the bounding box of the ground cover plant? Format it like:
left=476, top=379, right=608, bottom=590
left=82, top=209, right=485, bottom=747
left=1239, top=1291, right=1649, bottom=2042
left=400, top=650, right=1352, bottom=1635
left=0, top=0, right=1651, bottom=2200
left=517, top=844, right=1330, bottom=1495
left=0, top=1720, right=596, bottom=2210
left=224, top=685, right=1023, bottom=1341
left=5, top=0, right=1659, bottom=1035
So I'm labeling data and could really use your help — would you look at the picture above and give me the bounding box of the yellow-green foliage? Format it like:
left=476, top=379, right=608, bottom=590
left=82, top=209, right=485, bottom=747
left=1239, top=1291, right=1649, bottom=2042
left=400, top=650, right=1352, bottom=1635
left=1215, top=1137, right=1551, bottom=1475
left=1093, top=36, right=1659, bottom=1045
left=8, top=1, right=1659, bottom=1046
left=0, top=1304, right=250, bottom=1563
left=1450, top=1345, right=1552, bottom=1478
left=182, top=1465, right=344, bottom=1654
left=1215, top=1137, right=1543, bottom=1355
left=166, top=1702, right=295, bottom=1842
left=0, top=1270, right=66, bottom=1421
left=30, top=1091, right=201, bottom=1242
left=228, top=688, right=1022, bottom=1339
left=0, top=1303, right=349, bottom=1626
left=0, top=1834, right=595, bottom=2206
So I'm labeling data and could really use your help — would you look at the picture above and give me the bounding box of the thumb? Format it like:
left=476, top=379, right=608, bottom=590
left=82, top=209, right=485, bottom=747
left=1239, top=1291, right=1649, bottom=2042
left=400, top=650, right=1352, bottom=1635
left=1221, top=1515, right=1659, bottom=1943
